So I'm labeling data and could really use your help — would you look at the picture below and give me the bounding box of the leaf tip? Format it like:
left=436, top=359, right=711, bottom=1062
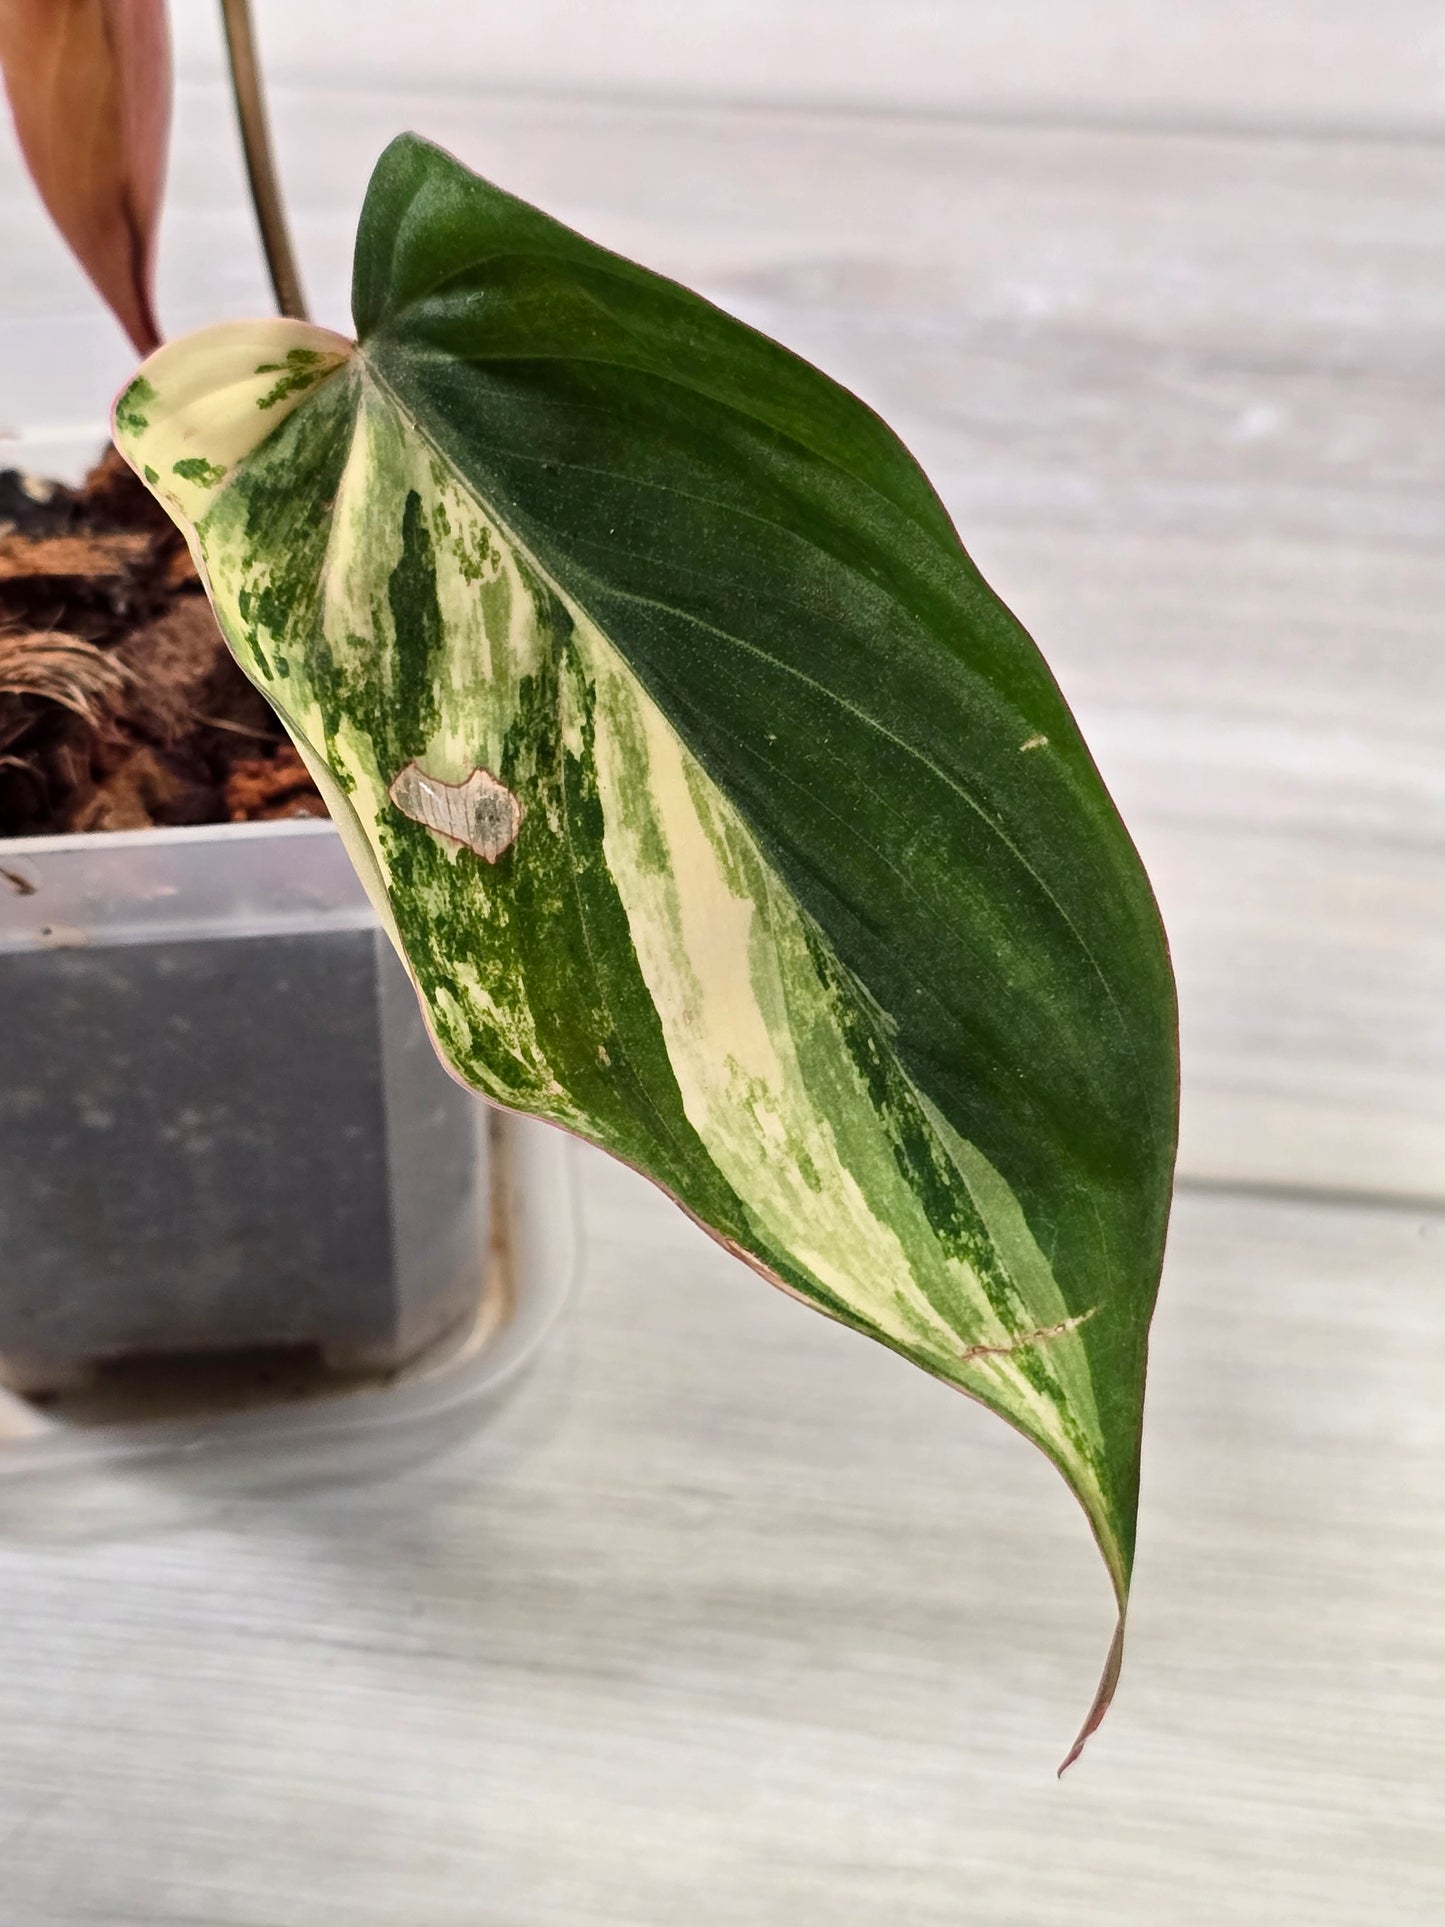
left=1057, top=1613, right=1126, bottom=1777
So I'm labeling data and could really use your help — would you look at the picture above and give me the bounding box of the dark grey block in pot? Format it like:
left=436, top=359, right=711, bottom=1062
left=0, top=818, right=488, bottom=1394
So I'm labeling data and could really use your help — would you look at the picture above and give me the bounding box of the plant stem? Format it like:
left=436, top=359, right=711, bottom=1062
left=219, top=0, right=308, bottom=322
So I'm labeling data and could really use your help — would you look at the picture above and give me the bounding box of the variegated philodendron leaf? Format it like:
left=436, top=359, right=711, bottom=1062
left=114, top=134, right=1177, bottom=1765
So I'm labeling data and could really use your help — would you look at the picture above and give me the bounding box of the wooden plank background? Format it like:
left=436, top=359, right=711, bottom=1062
left=169, top=3, right=1445, bottom=137
left=0, top=5, right=1441, bottom=1919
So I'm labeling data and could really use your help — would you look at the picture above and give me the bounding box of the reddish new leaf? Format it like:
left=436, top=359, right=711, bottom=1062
left=0, top=0, right=170, bottom=353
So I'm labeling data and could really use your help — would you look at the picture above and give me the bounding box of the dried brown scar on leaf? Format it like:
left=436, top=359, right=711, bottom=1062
left=388, top=762, right=524, bottom=861
left=953, top=1306, right=1094, bottom=1364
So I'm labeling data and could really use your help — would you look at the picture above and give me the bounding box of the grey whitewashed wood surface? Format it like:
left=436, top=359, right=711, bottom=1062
left=1, top=5, right=1442, bottom=1919
left=168, top=2, right=1445, bottom=139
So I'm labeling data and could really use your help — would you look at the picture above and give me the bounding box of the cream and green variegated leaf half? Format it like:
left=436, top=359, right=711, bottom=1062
left=114, top=135, right=1177, bottom=1764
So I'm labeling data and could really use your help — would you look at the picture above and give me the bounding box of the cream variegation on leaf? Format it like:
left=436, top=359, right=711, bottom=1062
left=114, top=136, right=1177, bottom=1766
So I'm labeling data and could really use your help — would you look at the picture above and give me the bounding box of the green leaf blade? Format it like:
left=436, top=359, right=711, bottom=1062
left=114, top=133, right=1178, bottom=1759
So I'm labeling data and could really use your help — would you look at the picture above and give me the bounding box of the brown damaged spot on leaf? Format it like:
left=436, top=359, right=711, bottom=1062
left=389, top=761, right=525, bottom=862
left=952, top=1306, right=1095, bottom=1365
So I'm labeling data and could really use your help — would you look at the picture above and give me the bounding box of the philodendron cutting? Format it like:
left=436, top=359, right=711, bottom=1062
left=7, top=8, right=1177, bottom=1769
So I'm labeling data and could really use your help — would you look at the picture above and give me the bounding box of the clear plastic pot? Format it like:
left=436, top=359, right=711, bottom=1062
left=0, top=818, right=577, bottom=1482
